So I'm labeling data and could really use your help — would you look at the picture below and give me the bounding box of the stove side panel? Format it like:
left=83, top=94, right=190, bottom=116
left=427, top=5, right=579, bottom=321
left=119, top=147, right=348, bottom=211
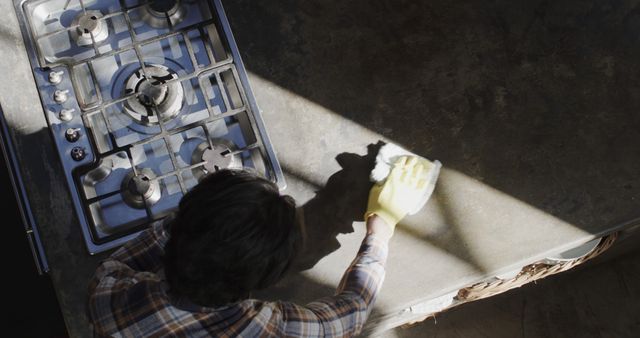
left=0, top=1, right=104, bottom=337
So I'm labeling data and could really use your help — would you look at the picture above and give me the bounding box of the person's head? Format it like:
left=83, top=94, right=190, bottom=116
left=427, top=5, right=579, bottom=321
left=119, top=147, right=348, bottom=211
left=164, top=169, right=299, bottom=307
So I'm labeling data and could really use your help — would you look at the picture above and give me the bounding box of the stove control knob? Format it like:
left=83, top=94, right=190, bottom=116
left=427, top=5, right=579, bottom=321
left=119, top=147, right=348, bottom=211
left=65, top=128, right=81, bottom=142
left=54, top=89, right=69, bottom=103
left=49, top=71, right=64, bottom=84
left=70, top=147, right=86, bottom=161
left=59, top=108, right=75, bottom=122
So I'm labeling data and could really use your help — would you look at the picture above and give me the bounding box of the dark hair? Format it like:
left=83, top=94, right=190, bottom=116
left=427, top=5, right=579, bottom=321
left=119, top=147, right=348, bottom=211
left=164, top=169, right=299, bottom=307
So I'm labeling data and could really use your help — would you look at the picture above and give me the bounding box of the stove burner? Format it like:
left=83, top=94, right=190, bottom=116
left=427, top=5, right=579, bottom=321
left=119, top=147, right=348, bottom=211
left=70, top=11, right=108, bottom=46
left=149, top=0, right=180, bottom=13
left=191, top=139, right=242, bottom=180
left=142, top=0, right=187, bottom=28
left=123, top=64, right=184, bottom=126
left=121, top=168, right=162, bottom=209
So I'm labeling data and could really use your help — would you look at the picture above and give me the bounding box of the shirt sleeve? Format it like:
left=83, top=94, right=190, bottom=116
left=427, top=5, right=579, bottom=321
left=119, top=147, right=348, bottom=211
left=87, top=220, right=171, bottom=335
left=275, top=234, right=389, bottom=337
left=110, top=220, right=170, bottom=272
left=88, top=220, right=169, bottom=292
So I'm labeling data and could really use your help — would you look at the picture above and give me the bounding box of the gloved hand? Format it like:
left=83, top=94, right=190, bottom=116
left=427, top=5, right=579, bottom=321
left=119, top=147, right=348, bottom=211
left=365, top=156, right=429, bottom=230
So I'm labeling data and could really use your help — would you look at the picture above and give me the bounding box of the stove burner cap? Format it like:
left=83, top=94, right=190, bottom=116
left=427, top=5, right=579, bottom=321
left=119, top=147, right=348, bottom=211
left=123, top=64, right=184, bottom=126
left=191, top=139, right=242, bottom=181
left=143, top=0, right=186, bottom=28
left=70, top=10, right=108, bottom=46
left=149, top=0, right=181, bottom=13
left=121, top=168, right=161, bottom=209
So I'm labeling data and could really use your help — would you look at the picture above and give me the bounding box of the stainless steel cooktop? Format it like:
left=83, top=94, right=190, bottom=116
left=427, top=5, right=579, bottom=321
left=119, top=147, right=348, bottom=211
left=13, top=0, right=285, bottom=254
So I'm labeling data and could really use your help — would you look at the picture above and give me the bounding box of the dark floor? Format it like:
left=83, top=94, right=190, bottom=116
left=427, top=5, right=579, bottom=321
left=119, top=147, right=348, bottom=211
left=1, top=157, right=67, bottom=337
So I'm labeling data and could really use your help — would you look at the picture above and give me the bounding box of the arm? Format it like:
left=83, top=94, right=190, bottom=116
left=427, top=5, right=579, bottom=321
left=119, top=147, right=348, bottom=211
left=273, top=156, right=427, bottom=337
left=87, top=219, right=171, bottom=334
left=275, top=216, right=391, bottom=337
left=89, top=219, right=170, bottom=293
left=108, top=218, right=170, bottom=273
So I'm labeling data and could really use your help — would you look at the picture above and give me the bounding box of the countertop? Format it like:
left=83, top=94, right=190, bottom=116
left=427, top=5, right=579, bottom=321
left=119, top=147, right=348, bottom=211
left=1, top=0, right=640, bottom=336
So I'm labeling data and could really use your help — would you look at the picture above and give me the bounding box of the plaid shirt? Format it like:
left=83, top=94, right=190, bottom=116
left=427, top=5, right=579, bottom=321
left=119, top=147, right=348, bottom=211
left=88, top=220, right=388, bottom=337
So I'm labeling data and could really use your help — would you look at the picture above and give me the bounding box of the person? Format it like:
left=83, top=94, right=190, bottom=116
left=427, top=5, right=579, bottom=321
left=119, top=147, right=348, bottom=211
left=88, top=156, right=430, bottom=337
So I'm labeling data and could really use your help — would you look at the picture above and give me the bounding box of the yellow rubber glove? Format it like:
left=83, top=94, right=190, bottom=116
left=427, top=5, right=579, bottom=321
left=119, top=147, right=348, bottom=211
left=365, top=156, right=429, bottom=230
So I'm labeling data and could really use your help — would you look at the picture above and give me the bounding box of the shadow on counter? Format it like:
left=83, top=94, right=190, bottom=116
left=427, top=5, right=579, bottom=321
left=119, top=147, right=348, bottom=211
left=255, top=142, right=380, bottom=302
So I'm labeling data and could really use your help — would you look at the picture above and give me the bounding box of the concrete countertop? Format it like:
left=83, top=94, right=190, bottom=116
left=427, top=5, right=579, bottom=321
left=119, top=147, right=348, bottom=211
left=2, top=0, right=640, bottom=336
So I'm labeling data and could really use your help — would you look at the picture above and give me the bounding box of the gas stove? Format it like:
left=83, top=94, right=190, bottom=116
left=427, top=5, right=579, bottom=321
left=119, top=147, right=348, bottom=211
left=11, top=0, right=286, bottom=254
